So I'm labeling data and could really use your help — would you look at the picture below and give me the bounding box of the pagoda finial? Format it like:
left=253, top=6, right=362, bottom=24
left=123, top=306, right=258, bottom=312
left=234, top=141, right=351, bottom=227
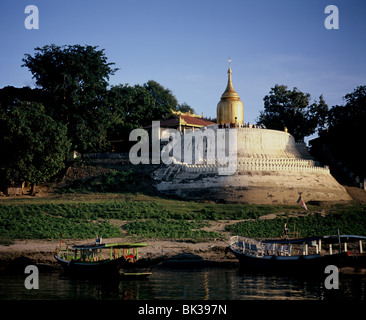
left=221, top=58, right=238, bottom=98
left=227, top=57, right=233, bottom=76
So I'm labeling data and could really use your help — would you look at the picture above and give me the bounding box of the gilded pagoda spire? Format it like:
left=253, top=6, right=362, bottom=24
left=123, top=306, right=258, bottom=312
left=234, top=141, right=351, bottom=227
left=221, top=65, right=240, bottom=99
left=216, top=59, right=244, bottom=125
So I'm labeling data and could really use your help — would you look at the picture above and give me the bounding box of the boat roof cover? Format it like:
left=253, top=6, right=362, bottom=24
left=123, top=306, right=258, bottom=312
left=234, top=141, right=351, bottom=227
left=262, top=235, right=366, bottom=244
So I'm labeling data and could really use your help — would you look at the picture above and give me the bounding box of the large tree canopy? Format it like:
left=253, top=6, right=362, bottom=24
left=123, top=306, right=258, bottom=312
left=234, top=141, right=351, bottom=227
left=0, top=44, right=196, bottom=192
left=0, top=101, right=71, bottom=195
left=257, top=84, right=328, bottom=141
left=106, top=80, right=194, bottom=141
left=310, top=85, right=366, bottom=182
left=143, top=80, right=178, bottom=121
left=106, top=83, right=155, bottom=140
left=22, top=44, right=118, bottom=152
left=327, top=85, right=366, bottom=131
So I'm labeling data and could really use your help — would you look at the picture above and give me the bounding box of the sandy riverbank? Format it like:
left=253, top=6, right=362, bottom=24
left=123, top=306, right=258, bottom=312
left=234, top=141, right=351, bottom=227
left=0, top=237, right=238, bottom=273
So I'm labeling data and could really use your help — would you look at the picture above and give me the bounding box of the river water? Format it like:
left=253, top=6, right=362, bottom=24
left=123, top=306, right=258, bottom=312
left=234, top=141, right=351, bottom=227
left=0, top=267, right=365, bottom=300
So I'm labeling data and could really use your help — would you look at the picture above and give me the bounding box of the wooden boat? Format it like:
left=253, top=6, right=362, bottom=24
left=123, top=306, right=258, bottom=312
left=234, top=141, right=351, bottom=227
left=120, top=254, right=165, bottom=279
left=228, top=234, right=366, bottom=275
left=54, top=240, right=153, bottom=278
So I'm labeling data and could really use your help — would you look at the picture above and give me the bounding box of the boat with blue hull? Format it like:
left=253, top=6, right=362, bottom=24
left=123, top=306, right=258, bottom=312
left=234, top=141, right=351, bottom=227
left=228, top=235, right=366, bottom=275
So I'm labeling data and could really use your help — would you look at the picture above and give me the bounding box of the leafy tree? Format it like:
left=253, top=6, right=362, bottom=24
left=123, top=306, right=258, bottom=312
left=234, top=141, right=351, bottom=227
left=309, top=94, right=329, bottom=133
left=177, top=102, right=195, bottom=114
left=22, top=44, right=118, bottom=152
left=0, top=101, right=71, bottom=195
left=257, top=84, right=328, bottom=141
left=106, top=84, right=155, bottom=140
left=143, top=80, right=179, bottom=120
left=311, top=85, right=366, bottom=182
left=327, top=85, right=366, bottom=131
left=106, top=80, right=183, bottom=141
left=0, top=86, right=46, bottom=108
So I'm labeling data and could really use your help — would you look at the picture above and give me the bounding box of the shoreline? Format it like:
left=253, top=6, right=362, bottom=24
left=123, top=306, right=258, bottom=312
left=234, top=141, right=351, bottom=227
left=0, top=238, right=238, bottom=273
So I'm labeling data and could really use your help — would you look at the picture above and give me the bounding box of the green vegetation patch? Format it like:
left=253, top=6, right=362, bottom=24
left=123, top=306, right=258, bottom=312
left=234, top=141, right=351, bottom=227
left=1, top=198, right=364, bottom=240
left=124, top=218, right=221, bottom=240
left=59, top=170, right=154, bottom=195
left=0, top=199, right=279, bottom=240
left=226, top=207, right=366, bottom=238
left=0, top=208, right=121, bottom=239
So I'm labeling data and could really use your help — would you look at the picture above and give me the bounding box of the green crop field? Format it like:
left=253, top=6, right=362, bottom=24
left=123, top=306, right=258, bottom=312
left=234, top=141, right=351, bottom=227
left=1, top=192, right=365, bottom=241
left=226, top=209, right=366, bottom=238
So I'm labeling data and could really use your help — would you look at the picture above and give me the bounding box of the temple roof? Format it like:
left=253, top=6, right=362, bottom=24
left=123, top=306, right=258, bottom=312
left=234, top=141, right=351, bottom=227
left=144, top=114, right=215, bottom=129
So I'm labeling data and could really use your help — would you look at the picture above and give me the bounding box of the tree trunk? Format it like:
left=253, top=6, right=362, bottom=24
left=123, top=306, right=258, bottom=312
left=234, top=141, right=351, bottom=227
left=30, top=183, right=37, bottom=196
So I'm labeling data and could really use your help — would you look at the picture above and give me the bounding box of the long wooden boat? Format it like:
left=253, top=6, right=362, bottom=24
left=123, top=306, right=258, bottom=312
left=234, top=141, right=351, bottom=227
left=54, top=241, right=152, bottom=278
left=228, top=234, right=366, bottom=275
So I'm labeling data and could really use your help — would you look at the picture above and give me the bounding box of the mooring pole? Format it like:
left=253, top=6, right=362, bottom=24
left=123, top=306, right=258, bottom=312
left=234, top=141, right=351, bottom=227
left=337, top=229, right=342, bottom=253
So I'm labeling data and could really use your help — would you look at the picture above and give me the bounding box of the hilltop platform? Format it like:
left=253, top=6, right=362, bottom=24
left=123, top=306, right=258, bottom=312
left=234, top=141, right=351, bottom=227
left=153, top=128, right=352, bottom=204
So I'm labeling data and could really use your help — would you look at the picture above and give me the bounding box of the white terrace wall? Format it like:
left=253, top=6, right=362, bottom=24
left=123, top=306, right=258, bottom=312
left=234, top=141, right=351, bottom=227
left=153, top=127, right=352, bottom=204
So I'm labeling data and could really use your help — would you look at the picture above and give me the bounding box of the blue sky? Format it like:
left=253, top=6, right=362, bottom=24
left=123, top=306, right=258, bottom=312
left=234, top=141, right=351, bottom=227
left=1, top=0, right=365, bottom=127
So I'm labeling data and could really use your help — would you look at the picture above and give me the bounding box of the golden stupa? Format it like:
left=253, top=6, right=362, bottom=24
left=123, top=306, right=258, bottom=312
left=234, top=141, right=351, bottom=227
left=216, top=63, right=244, bottom=125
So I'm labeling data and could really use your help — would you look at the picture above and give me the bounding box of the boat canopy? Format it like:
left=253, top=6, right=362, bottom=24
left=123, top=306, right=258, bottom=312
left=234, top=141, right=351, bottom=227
left=71, top=243, right=148, bottom=250
left=262, top=235, right=366, bottom=245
